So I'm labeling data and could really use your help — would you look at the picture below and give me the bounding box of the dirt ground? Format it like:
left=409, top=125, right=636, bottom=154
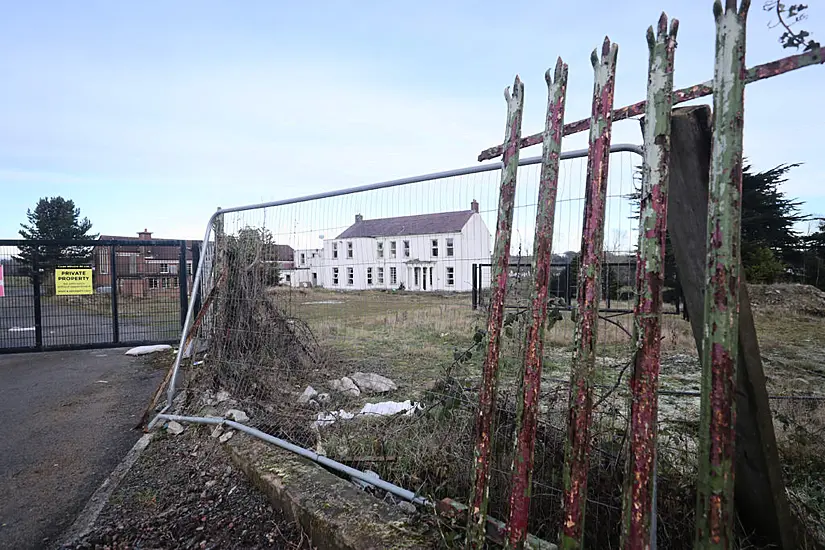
left=59, top=426, right=312, bottom=550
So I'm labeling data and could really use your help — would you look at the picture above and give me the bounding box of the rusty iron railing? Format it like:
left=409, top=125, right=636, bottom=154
left=558, top=37, right=618, bottom=550
left=466, top=76, right=525, bottom=550
left=620, top=13, right=678, bottom=550
left=506, top=58, right=569, bottom=550
left=695, top=1, right=749, bottom=548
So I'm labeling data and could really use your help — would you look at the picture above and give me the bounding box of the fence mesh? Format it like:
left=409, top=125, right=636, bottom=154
left=173, top=149, right=825, bottom=547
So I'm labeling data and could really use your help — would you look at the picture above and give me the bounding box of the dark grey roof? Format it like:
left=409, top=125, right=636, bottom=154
left=336, top=211, right=474, bottom=239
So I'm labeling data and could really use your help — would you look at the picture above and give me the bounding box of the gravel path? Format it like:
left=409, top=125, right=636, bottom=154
left=59, top=426, right=313, bottom=549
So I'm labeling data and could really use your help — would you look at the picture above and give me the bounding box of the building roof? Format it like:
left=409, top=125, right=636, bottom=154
left=97, top=235, right=194, bottom=260
left=335, top=210, right=475, bottom=239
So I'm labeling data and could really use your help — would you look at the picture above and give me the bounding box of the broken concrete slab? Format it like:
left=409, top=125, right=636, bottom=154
left=350, top=372, right=397, bottom=394
left=224, top=433, right=434, bottom=550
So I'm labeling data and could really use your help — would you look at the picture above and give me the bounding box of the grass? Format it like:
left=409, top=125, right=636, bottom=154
left=212, top=285, right=825, bottom=547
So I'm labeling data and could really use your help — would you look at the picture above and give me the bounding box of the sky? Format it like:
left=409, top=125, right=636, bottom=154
left=0, top=0, right=823, bottom=251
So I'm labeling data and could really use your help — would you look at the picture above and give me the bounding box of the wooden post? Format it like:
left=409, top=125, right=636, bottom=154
left=667, top=105, right=798, bottom=549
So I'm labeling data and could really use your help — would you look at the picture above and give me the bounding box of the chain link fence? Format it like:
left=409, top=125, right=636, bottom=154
left=163, top=146, right=825, bottom=547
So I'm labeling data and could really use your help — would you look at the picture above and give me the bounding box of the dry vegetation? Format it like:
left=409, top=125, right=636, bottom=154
left=188, top=280, right=824, bottom=547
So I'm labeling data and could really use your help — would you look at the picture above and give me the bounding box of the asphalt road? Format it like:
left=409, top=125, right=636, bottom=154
left=0, top=349, right=165, bottom=549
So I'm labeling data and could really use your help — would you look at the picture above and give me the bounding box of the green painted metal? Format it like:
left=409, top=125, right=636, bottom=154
left=506, top=57, right=568, bottom=550
left=695, top=1, right=750, bottom=549
left=620, top=12, right=678, bottom=550
left=467, top=75, right=525, bottom=550
left=559, top=37, right=618, bottom=550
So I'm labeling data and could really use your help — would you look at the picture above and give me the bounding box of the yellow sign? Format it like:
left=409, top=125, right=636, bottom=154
left=55, top=268, right=94, bottom=296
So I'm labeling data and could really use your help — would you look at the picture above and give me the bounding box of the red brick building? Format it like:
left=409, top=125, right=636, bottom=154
left=93, top=229, right=195, bottom=297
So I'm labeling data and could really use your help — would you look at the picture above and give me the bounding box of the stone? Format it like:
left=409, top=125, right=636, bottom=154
left=225, top=409, right=249, bottom=423
left=215, top=390, right=231, bottom=403
left=329, top=377, right=360, bottom=397
left=350, top=372, right=397, bottom=394
left=398, top=501, right=417, bottom=515
left=298, top=386, right=318, bottom=404
left=166, top=421, right=185, bottom=435
left=210, top=425, right=224, bottom=439
left=219, top=430, right=235, bottom=444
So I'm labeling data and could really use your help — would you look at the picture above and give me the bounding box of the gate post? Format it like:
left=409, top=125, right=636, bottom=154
left=178, top=241, right=188, bottom=329
left=32, top=252, right=43, bottom=350
left=110, top=245, right=119, bottom=344
left=472, top=263, right=478, bottom=310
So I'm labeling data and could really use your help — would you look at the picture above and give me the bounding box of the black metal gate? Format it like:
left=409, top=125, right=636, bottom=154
left=0, top=239, right=199, bottom=354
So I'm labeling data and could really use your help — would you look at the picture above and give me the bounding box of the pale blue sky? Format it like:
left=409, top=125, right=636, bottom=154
left=1, top=1, right=822, bottom=246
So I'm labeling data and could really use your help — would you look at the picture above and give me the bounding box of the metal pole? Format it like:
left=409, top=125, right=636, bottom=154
left=472, top=263, right=478, bottom=310
left=560, top=37, right=619, bottom=550
left=153, top=413, right=430, bottom=507
left=477, top=47, right=823, bottom=161
left=110, top=245, right=119, bottom=344
left=178, top=241, right=188, bottom=330
left=191, top=242, right=202, bottom=320
left=621, top=13, right=678, bottom=550
left=33, top=253, right=43, bottom=351
left=507, top=57, right=568, bottom=549
left=467, top=75, right=525, bottom=550
left=695, top=2, right=749, bottom=548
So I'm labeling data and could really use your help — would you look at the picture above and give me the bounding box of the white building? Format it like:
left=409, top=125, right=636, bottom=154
left=282, top=201, right=491, bottom=292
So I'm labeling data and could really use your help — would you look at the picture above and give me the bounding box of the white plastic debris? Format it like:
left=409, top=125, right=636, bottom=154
left=225, top=409, right=249, bottom=423
left=311, top=400, right=422, bottom=429
left=210, top=425, right=224, bottom=439
left=350, top=372, right=397, bottom=394
left=125, top=344, right=172, bottom=356
left=219, top=430, right=235, bottom=443
left=297, top=386, right=319, bottom=404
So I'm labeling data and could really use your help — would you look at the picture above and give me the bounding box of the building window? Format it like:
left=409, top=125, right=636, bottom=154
left=429, top=267, right=433, bottom=286
left=187, top=260, right=193, bottom=275
left=446, top=267, right=455, bottom=286
left=332, top=268, right=339, bottom=285
left=377, top=267, right=384, bottom=284
left=285, top=274, right=291, bottom=284
left=99, top=252, right=109, bottom=275
left=159, top=263, right=170, bottom=274
left=148, top=278, right=160, bottom=290
left=431, top=239, right=439, bottom=257
left=390, top=241, right=397, bottom=259
left=446, top=238, right=454, bottom=257
left=367, top=267, right=373, bottom=285
left=333, top=242, right=338, bottom=259
left=300, top=253, right=306, bottom=265
left=390, top=267, right=397, bottom=285
left=377, top=242, right=384, bottom=258
left=347, top=242, right=353, bottom=259
left=347, top=267, right=354, bottom=285
left=162, top=278, right=178, bottom=289
left=414, top=268, right=419, bottom=286
left=403, top=240, right=410, bottom=257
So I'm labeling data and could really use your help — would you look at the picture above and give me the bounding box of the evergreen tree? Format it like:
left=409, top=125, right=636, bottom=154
left=16, top=197, right=98, bottom=279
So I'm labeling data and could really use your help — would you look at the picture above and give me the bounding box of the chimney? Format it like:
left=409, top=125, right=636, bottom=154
left=355, top=214, right=363, bottom=223
left=471, top=200, right=479, bottom=213
left=138, top=228, right=152, bottom=240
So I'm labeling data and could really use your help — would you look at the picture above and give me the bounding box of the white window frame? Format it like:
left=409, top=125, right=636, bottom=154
left=390, top=266, right=397, bottom=285
left=403, top=240, right=410, bottom=257
left=390, top=241, right=397, bottom=259
left=300, top=253, right=306, bottom=265
left=99, top=252, right=109, bottom=275
left=332, top=267, right=339, bottom=285
left=347, top=267, right=354, bottom=285
left=159, top=262, right=170, bottom=274
left=347, top=242, right=353, bottom=259
left=377, top=242, right=384, bottom=258
left=377, top=267, right=384, bottom=284
left=431, top=239, right=439, bottom=257
left=367, top=267, right=373, bottom=285
left=148, top=277, right=160, bottom=290
left=446, top=267, right=455, bottom=286
left=333, top=242, right=338, bottom=259
left=446, top=238, right=454, bottom=257
left=187, top=260, right=193, bottom=275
